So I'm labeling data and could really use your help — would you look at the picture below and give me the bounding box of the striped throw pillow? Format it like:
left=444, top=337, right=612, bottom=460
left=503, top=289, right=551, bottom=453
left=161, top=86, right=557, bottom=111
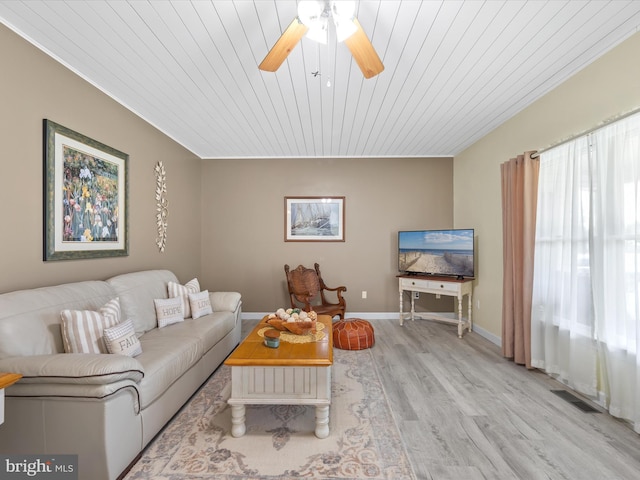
left=60, top=297, right=121, bottom=354
left=104, top=319, right=142, bottom=357
left=167, top=278, right=200, bottom=318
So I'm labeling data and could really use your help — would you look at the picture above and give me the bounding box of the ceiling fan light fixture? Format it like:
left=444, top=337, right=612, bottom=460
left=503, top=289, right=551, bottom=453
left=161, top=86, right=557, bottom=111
left=333, top=17, right=357, bottom=42
left=331, top=1, right=357, bottom=42
left=260, top=1, right=383, bottom=78
left=298, top=0, right=355, bottom=44
left=297, top=0, right=324, bottom=19
left=306, top=19, right=328, bottom=44
left=298, top=1, right=328, bottom=43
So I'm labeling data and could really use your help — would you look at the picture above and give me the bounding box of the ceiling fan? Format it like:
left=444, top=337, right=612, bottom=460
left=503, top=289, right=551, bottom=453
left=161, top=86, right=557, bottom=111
left=259, top=1, right=384, bottom=79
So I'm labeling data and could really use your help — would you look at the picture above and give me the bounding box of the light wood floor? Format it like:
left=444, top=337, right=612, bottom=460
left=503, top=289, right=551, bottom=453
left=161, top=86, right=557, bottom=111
left=244, top=318, right=640, bottom=480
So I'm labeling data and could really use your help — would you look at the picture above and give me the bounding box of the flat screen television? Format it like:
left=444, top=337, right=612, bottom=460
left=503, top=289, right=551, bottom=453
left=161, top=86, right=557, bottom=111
left=398, top=229, right=475, bottom=278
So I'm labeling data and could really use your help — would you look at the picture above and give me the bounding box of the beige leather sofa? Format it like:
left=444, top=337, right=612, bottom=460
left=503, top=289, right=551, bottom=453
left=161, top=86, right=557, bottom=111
left=0, top=270, right=242, bottom=480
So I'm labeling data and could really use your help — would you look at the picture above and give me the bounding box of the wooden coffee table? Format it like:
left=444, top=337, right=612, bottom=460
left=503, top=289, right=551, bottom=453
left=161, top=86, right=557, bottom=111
left=0, top=373, right=22, bottom=425
left=224, top=315, right=333, bottom=438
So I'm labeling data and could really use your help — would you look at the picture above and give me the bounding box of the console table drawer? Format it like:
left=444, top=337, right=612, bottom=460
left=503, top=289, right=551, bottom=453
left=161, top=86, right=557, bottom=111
left=425, top=280, right=459, bottom=293
left=400, top=278, right=422, bottom=290
left=400, top=278, right=460, bottom=293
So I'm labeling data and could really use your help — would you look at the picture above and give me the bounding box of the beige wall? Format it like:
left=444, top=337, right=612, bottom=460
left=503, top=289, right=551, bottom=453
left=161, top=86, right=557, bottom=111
left=200, top=157, right=454, bottom=313
left=0, top=23, right=455, bottom=315
left=0, top=24, right=202, bottom=293
left=454, top=31, right=640, bottom=341
left=8, top=16, right=637, bottom=337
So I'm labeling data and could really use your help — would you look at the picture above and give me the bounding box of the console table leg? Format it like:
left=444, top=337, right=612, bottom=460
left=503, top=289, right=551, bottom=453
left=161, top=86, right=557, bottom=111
left=399, top=290, right=404, bottom=326
left=468, top=292, right=473, bottom=332
left=315, top=405, right=330, bottom=439
left=230, top=404, right=246, bottom=437
left=410, top=294, right=415, bottom=322
left=457, top=295, right=464, bottom=338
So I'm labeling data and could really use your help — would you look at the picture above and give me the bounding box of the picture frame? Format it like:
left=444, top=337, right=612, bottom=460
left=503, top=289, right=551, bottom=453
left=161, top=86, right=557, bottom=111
left=43, top=119, right=129, bottom=261
left=285, top=196, right=345, bottom=242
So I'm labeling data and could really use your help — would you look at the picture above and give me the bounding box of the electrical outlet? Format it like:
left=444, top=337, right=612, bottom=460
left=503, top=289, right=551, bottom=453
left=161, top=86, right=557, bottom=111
left=362, top=291, right=367, bottom=299
left=476, top=299, right=480, bottom=309
left=413, top=291, right=419, bottom=299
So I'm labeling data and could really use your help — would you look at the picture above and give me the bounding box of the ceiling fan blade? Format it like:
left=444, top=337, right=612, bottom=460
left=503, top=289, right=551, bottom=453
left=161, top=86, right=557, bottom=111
left=344, top=18, right=384, bottom=79
left=259, top=18, right=308, bottom=72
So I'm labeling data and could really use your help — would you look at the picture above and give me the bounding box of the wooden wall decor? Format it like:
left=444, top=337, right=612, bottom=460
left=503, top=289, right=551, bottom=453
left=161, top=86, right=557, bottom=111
left=155, top=161, right=168, bottom=252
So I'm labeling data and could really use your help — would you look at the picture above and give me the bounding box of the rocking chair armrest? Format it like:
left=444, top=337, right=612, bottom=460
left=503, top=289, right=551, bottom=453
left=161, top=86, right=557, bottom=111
left=322, top=285, right=347, bottom=293
left=319, top=285, right=346, bottom=304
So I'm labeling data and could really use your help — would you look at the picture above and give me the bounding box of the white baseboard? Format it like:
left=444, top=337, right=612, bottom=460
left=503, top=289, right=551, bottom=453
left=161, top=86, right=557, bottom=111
left=342, top=312, right=402, bottom=320
left=242, top=311, right=502, bottom=347
left=471, top=324, right=501, bottom=347
left=242, top=312, right=271, bottom=320
left=241, top=312, right=402, bottom=321
left=242, top=312, right=398, bottom=320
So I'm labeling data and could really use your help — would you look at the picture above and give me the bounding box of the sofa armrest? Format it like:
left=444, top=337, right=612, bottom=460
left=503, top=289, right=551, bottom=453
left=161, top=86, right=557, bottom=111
left=0, top=354, right=144, bottom=385
left=210, top=291, right=241, bottom=313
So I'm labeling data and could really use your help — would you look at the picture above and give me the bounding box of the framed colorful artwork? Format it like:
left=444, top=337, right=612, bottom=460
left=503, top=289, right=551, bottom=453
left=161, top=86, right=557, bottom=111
left=43, top=119, right=129, bottom=260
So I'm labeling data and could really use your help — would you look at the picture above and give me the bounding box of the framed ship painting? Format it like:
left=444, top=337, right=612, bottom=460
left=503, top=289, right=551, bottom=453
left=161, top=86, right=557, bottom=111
left=43, top=119, right=129, bottom=261
left=285, top=196, right=345, bottom=242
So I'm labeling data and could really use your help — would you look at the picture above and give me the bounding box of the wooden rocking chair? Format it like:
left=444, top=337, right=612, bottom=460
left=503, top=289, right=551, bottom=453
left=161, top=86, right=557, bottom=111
left=284, top=263, right=347, bottom=320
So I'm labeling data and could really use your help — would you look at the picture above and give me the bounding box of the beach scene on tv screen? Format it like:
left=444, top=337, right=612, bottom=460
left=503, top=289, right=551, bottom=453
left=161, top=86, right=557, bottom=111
left=399, top=230, right=474, bottom=277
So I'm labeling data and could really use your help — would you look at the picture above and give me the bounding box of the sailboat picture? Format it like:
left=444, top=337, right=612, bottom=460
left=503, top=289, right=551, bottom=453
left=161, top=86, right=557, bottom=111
left=285, top=197, right=345, bottom=242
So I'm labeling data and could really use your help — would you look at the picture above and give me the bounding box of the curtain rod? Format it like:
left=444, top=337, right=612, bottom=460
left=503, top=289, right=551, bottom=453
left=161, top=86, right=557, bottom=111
left=531, top=105, right=640, bottom=158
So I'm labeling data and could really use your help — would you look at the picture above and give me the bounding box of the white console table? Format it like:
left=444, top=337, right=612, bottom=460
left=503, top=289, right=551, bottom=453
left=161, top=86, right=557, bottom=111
left=398, top=275, right=473, bottom=338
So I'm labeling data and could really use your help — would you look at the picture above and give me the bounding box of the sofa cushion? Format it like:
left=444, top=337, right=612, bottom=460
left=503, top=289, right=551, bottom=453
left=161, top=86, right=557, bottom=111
left=133, top=310, right=236, bottom=409
left=177, top=311, right=237, bottom=353
left=0, top=281, right=116, bottom=358
left=104, top=319, right=142, bottom=357
left=189, top=290, right=213, bottom=320
left=107, top=270, right=179, bottom=335
left=154, top=297, right=184, bottom=328
left=60, top=297, right=122, bottom=354
left=168, top=278, right=200, bottom=318
left=135, top=328, right=203, bottom=409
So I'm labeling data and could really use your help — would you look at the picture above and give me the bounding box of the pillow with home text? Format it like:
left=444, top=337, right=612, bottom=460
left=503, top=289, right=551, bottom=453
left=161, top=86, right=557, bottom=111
left=154, top=297, right=184, bottom=328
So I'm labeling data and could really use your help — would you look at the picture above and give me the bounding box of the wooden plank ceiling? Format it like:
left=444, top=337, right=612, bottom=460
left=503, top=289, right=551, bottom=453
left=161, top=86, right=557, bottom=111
left=1, top=0, right=639, bottom=159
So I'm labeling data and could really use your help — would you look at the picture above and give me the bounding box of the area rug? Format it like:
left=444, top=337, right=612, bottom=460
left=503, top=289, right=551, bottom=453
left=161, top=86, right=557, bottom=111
left=124, top=349, right=415, bottom=480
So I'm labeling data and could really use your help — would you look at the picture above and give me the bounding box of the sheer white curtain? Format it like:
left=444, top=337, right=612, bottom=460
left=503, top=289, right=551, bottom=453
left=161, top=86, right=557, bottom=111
left=531, top=112, right=640, bottom=432
left=531, top=137, right=598, bottom=395
left=591, top=117, right=640, bottom=430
